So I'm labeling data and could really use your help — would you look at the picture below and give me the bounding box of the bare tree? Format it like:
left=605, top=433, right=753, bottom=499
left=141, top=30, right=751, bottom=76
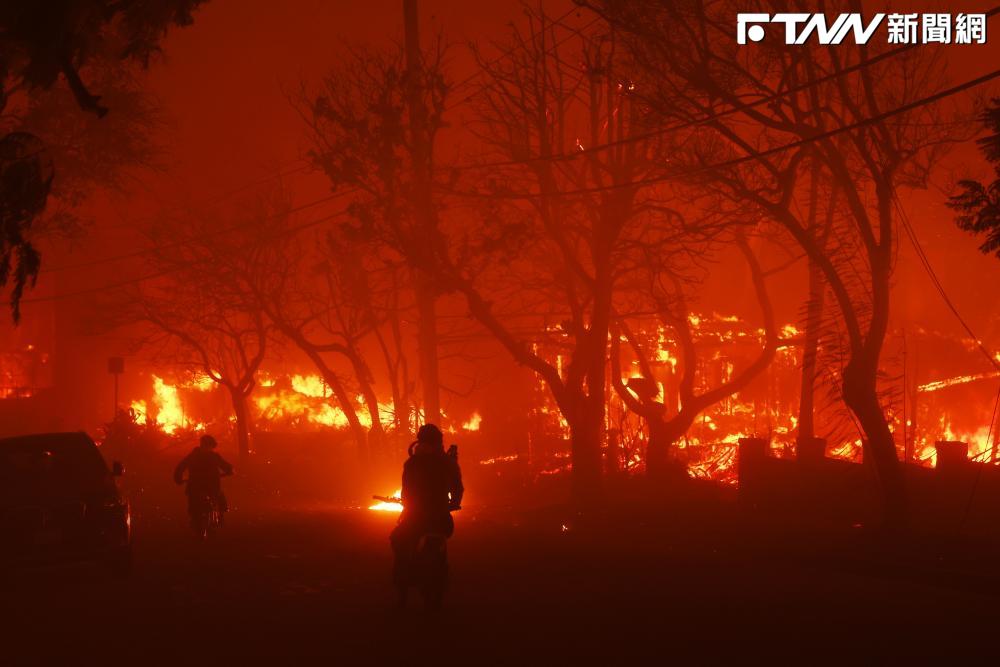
left=218, top=193, right=412, bottom=462
left=295, top=26, right=449, bottom=425
left=113, top=204, right=272, bottom=462
left=132, top=283, right=267, bottom=463
left=610, top=235, right=777, bottom=476
left=432, top=9, right=669, bottom=505
left=587, top=0, right=964, bottom=526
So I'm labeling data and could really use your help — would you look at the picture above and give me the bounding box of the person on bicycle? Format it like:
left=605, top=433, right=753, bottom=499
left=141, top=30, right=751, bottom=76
left=390, top=424, right=464, bottom=602
left=174, top=434, right=233, bottom=527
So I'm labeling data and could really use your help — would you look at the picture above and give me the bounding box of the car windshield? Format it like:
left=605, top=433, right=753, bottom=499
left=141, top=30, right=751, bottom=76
left=0, top=434, right=110, bottom=501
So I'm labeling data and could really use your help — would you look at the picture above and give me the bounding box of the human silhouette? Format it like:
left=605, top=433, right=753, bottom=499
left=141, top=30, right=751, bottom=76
left=390, top=423, right=464, bottom=606
left=174, top=434, right=233, bottom=529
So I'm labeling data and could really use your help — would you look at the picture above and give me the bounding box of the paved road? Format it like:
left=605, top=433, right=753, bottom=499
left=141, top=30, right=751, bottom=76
left=3, top=500, right=999, bottom=665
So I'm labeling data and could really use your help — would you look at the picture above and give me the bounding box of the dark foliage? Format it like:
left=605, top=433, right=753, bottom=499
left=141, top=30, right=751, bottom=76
left=0, top=0, right=207, bottom=116
left=0, top=132, right=52, bottom=321
left=0, top=0, right=207, bottom=320
left=949, top=100, right=1000, bottom=258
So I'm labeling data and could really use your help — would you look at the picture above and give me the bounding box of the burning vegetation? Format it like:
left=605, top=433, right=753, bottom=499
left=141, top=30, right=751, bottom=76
left=1, top=1, right=999, bottom=530
left=9, top=4, right=1000, bottom=663
left=108, top=308, right=997, bottom=494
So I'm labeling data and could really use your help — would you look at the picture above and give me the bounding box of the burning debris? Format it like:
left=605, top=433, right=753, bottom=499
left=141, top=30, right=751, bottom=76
left=369, top=489, right=403, bottom=512
left=105, top=307, right=999, bottom=488
left=130, top=375, right=207, bottom=435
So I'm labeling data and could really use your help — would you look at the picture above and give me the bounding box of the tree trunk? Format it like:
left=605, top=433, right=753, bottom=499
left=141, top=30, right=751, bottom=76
left=843, top=358, right=905, bottom=527
left=646, top=412, right=694, bottom=479
left=373, top=325, right=405, bottom=436
left=321, top=369, right=369, bottom=464
left=645, top=417, right=672, bottom=478
left=403, top=0, right=442, bottom=427
left=357, top=370, right=386, bottom=460
left=230, top=387, right=252, bottom=464
left=342, top=342, right=386, bottom=460
left=415, top=277, right=441, bottom=425
left=847, top=202, right=905, bottom=528
left=798, top=164, right=830, bottom=452
left=640, top=238, right=776, bottom=480
left=305, top=349, right=369, bottom=462
left=281, top=331, right=369, bottom=462
left=567, top=406, right=603, bottom=508
left=797, top=255, right=824, bottom=446
left=572, top=253, right=613, bottom=502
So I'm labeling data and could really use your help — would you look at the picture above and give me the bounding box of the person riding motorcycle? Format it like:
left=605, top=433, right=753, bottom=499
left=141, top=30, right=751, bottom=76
left=173, top=434, right=233, bottom=527
left=390, top=424, right=464, bottom=603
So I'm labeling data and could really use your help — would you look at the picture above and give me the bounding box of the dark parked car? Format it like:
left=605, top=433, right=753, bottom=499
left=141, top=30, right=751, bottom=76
left=0, top=432, right=131, bottom=575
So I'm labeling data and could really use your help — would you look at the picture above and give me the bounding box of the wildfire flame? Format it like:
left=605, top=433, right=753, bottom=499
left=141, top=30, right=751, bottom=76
left=369, top=489, right=403, bottom=512
left=129, top=374, right=213, bottom=433
left=291, top=374, right=326, bottom=398
left=116, top=307, right=996, bottom=485
left=462, top=412, right=482, bottom=431
left=918, top=371, right=1000, bottom=393
left=255, top=391, right=350, bottom=428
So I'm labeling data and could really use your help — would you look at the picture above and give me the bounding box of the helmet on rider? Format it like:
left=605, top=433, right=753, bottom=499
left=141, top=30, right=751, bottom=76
left=412, top=423, right=444, bottom=455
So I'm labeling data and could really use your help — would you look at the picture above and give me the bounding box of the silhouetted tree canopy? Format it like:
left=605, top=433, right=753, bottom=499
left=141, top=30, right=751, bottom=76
left=0, top=132, right=52, bottom=321
left=949, top=100, right=1000, bottom=258
left=0, top=0, right=206, bottom=116
left=0, top=0, right=207, bottom=320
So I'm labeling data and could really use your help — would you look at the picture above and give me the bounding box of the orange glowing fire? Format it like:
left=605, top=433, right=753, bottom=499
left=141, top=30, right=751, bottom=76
left=462, top=412, right=482, bottom=431
left=255, top=390, right=350, bottom=428
left=116, top=307, right=996, bottom=486
left=130, top=374, right=206, bottom=434
left=918, top=371, right=1000, bottom=393
left=253, top=374, right=396, bottom=430
left=532, top=311, right=999, bottom=481
left=369, top=489, right=403, bottom=512
left=913, top=419, right=994, bottom=466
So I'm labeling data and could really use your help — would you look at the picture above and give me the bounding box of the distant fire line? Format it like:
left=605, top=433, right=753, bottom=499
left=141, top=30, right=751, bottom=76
left=917, top=370, right=1000, bottom=393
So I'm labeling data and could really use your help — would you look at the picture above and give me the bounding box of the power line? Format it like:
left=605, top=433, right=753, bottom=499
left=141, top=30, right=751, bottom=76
left=891, top=192, right=1000, bottom=518
left=444, top=6, right=598, bottom=112
left=41, top=188, right=355, bottom=274
left=440, top=65, right=1000, bottom=199
left=22, top=203, right=354, bottom=304
left=95, top=159, right=313, bottom=233
left=958, top=382, right=1000, bottom=525
left=895, top=189, right=1000, bottom=522
left=26, top=11, right=1000, bottom=299
left=53, top=7, right=592, bottom=270
left=443, top=6, right=1000, bottom=174
left=35, top=49, right=1000, bottom=294
left=894, top=193, right=1000, bottom=371
left=87, top=1, right=568, bottom=239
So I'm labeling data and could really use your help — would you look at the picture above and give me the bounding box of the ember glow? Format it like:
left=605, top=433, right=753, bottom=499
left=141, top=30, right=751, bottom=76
left=462, top=412, right=482, bottom=431
left=254, top=389, right=350, bottom=429
left=918, top=371, right=1000, bottom=393
left=290, top=374, right=326, bottom=398
left=107, top=304, right=985, bottom=484
left=369, top=489, right=403, bottom=512
left=128, top=374, right=210, bottom=434
left=7, top=1, right=1000, bottom=659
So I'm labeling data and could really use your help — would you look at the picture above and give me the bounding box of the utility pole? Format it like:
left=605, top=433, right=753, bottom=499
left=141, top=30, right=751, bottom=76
left=403, top=0, right=442, bottom=425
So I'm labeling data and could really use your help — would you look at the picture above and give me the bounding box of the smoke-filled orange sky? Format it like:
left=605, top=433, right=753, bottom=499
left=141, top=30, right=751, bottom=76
left=24, top=0, right=1000, bottom=377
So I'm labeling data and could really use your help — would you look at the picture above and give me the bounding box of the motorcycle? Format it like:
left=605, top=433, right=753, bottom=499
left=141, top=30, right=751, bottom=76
left=374, top=492, right=461, bottom=610
left=182, top=472, right=231, bottom=541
